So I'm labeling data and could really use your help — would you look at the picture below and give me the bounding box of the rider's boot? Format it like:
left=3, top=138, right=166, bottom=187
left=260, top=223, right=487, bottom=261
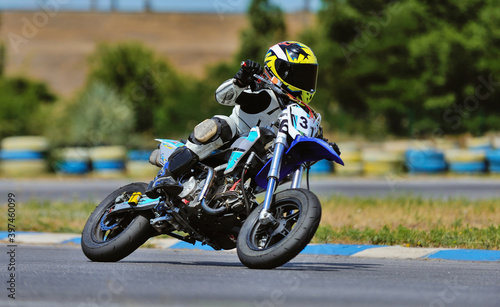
left=145, top=147, right=199, bottom=198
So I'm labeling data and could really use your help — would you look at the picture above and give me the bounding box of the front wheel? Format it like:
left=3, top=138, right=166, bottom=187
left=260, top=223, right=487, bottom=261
left=237, top=188, right=321, bottom=269
left=81, top=182, right=155, bottom=262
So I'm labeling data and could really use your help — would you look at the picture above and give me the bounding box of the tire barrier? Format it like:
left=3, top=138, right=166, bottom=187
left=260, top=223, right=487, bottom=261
left=89, top=146, right=126, bottom=177
left=53, top=147, right=90, bottom=175
left=434, top=138, right=459, bottom=151
left=444, top=149, right=486, bottom=174
left=335, top=142, right=362, bottom=175
left=0, top=150, right=44, bottom=160
left=405, top=150, right=446, bottom=174
left=2, top=136, right=500, bottom=177
left=309, top=159, right=333, bottom=174
left=0, top=136, right=48, bottom=176
left=465, top=136, right=491, bottom=150
left=383, top=140, right=412, bottom=154
left=1, top=136, right=49, bottom=151
left=362, top=148, right=404, bottom=176
left=486, top=150, right=500, bottom=173
left=492, top=136, right=500, bottom=149
left=126, top=150, right=159, bottom=178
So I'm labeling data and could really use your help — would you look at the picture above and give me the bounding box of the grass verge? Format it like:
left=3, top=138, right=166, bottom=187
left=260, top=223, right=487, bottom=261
left=0, top=195, right=498, bottom=250
left=315, top=195, right=499, bottom=250
left=313, top=224, right=500, bottom=250
left=1, top=200, right=96, bottom=233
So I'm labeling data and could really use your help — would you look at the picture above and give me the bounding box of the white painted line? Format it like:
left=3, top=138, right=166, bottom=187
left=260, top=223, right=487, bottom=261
left=353, top=246, right=448, bottom=259
left=146, top=238, right=179, bottom=249
left=15, top=233, right=80, bottom=244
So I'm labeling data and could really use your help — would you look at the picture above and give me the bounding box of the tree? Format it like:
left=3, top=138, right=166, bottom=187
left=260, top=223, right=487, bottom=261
left=0, top=43, right=4, bottom=77
left=110, top=0, right=118, bottom=12
left=306, top=0, right=500, bottom=137
left=48, top=82, right=135, bottom=147
left=90, top=0, right=98, bottom=11
left=145, top=0, right=152, bottom=12
left=237, top=0, right=287, bottom=62
left=0, top=12, right=4, bottom=76
left=0, top=77, right=56, bottom=139
left=86, top=43, right=220, bottom=138
left=87, top=43, right=182, bottom=134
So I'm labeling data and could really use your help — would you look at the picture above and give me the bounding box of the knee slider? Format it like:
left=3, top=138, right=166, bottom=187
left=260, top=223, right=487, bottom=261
left=194, top=119, right=218, bottom=143
left=191, top=117, right=234, bottom=145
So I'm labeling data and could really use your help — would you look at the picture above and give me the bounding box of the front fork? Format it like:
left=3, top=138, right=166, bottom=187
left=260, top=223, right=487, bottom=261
left=258, top=133, right=303, bottom=225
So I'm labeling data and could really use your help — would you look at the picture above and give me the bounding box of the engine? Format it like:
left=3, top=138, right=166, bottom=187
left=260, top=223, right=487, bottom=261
left=178, top=175, right=247, bottom=215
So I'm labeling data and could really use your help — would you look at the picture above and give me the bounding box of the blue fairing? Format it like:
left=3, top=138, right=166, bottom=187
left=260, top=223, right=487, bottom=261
left=255, top=136, right=344, bottom=189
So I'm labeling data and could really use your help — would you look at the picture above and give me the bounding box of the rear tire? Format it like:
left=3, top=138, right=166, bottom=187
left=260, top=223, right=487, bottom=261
left=237, top=188, right=321, bottom=269
left=81, top=182, right=154, bottom=262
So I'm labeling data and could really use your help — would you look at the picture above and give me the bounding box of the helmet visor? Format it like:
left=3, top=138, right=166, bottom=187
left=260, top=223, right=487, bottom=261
left=275, top=59, right=318, bottom=92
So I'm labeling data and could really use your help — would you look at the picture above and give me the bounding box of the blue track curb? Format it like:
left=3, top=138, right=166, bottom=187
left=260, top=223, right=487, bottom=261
left=62, top=237, right=82, bottom=244
left=425, top=249, right=500, bottom=261
left=1, top=232, right=499, bottom=262
left=301, top=244, right=381, bottom=256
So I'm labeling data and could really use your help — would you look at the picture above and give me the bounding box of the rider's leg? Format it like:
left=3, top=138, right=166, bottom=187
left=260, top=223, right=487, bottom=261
left=186, top=115, right=237, bottom=159
left=145, top=115, right=237, bottom=198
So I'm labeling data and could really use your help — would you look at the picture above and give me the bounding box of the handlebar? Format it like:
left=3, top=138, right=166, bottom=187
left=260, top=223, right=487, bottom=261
left=253, top=74, right=289, bottom=110
left=253, top=74, right=285, bottom=95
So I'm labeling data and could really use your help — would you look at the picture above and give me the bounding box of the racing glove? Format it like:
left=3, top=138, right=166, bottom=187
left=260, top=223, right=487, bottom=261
left=329, top=142, right=341, bottom=156
left=234, top=60, right=263, bottom=89
left=317, top=127, right=341, bottom=156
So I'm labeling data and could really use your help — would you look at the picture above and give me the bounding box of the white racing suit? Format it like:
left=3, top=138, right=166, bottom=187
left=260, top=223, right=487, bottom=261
left=186, top=78, right=282, bottom=160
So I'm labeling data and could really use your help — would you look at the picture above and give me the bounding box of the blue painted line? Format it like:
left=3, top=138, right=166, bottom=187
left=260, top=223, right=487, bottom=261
left=62, top=237, right=82, bottom=244
left=425, top=249, right=500, bottom=261
left=301, top=244, right=384, bottom=256
left=0, top=231, right=41, bottom=240
left=171, top=241, right=216, bottom=251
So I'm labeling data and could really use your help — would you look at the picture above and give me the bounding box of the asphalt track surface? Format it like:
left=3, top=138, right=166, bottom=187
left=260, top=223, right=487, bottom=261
left=1, top=176, right=500, bottom=203
left=1, top=178, right=499, bottom=306
left=1, top=245, right=499, bottom=307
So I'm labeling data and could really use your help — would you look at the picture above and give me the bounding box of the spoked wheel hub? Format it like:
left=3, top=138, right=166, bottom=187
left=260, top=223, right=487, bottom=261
left=237, top=189, right=322, bottom=269
left=249, top=201, right=300, bottom=250
left=96, top=208, right=131, bottom=242
left=81, top=182, right=154, bottom=262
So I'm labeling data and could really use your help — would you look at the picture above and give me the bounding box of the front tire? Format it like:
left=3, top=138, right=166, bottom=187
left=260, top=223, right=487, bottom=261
left=237, top=188, right=321, bottom=269
left=81, top=182, right=154, bottom=262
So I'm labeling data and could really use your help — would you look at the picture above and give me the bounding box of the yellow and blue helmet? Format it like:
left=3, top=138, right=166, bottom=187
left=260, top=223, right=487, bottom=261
left=264, top=41, right=318, bottom=104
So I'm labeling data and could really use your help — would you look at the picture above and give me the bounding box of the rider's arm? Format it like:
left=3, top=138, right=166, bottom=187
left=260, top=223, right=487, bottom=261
left=215, top=79, right=246, bottom=106
left=216, top=60, right=263, bottom=106
left=215, top=78, right=275, bottom=114
left=235, top=90, right=274, bottom=114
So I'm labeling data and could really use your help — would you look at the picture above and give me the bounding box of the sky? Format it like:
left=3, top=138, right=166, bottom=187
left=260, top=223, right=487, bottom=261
left=0, top=0, right=323, bottom=13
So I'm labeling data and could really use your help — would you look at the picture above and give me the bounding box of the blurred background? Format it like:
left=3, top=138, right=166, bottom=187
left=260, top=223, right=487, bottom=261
left=1, top=0, right=500, bottom=178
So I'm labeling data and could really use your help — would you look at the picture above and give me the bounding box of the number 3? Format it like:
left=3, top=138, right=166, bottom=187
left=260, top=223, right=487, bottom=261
left=299, top=116, right=308, bottom=129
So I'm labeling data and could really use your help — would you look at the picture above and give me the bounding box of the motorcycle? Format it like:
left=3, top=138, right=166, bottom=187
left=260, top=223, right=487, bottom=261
left=81, top=75, right=344, bottom=269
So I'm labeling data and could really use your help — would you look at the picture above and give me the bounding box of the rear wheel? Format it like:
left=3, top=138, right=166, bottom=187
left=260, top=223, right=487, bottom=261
left=237, top=188, right=321, bottom=269
left=81, top=182, right=155, bottom=262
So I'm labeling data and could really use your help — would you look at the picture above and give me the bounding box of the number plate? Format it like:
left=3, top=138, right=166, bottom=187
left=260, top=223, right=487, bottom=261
left=284, top=104, right=320, bottom=139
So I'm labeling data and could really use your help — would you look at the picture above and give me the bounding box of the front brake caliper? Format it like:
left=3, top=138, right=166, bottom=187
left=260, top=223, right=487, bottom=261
left=100, top=212, right=119, bottom=231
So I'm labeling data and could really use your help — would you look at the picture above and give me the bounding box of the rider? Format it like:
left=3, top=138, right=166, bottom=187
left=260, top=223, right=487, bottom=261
left=145, top=41, right=320, bottom=198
